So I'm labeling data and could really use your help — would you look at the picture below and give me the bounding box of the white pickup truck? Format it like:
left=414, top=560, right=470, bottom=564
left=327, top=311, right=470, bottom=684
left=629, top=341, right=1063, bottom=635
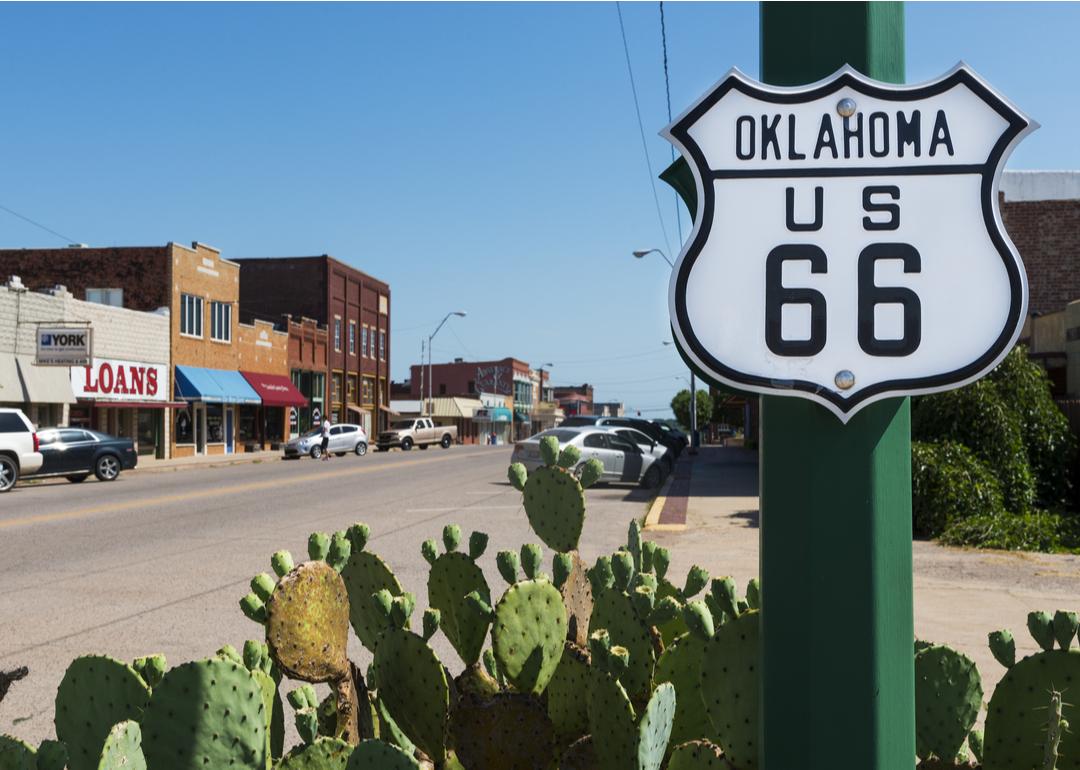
left=376, top=417, right=457, bottom=452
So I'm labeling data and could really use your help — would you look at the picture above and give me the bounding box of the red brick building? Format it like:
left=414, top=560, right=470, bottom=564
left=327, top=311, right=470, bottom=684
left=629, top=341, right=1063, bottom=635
left=235, top=256, right=391, bottom=434
left=552, top=384, right=593, bottom=417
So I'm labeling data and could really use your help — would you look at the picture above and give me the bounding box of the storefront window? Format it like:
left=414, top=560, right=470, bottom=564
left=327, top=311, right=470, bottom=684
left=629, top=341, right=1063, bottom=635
left=175, top=404, right=195, bottom=444
left=206, top=404, right=224, bottom=444
left=238, top=406, right=258, bottom=442
left=362, top=377, right=374, bottom=405
left=331, top=372, right=343, bottom=404
left=137, top=410, right=161, bottom=457
left=347, top=374, right=358, bottom=404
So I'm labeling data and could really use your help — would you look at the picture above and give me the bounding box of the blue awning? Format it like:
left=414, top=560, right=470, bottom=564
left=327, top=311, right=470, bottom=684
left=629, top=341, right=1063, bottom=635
left=175, top=366, right=261, bottom=405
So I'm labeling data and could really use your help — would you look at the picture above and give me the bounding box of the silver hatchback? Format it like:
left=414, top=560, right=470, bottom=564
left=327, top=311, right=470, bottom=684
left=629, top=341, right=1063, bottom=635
left=283, top=424, right=368, bottom=460
left=510, top=427, right=664, bottom=489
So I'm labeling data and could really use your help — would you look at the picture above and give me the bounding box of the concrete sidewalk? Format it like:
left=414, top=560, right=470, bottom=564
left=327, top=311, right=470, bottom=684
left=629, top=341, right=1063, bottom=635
left=644, top=445, right=1080, bottom=708
left=133, top=449, right=282, bottom=473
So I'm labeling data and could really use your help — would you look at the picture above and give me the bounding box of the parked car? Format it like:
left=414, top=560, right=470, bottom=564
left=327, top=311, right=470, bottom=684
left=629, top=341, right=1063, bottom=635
left=560, top=415, right=683, bottom=457
left=283, top=423, right=368, bottom=460
left=511, top=427, right=664, bottom=489
left=601, top=425, right=674, bottom=475
left=30, top=427, right=137, bottom=482
left=0, top=408, right=43, bottom=492
left=376, top=417, right=456, bottom=451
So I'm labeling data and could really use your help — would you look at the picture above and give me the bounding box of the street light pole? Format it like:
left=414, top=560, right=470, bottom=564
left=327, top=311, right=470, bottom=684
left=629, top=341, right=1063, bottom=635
left=427, top=311, right=467, bottom=418
left=636, top=249, right=698, bottom=453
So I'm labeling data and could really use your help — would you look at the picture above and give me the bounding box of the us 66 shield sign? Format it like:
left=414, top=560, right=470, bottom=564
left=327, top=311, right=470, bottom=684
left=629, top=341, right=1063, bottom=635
left=664, top=65, right=1035, bottom=422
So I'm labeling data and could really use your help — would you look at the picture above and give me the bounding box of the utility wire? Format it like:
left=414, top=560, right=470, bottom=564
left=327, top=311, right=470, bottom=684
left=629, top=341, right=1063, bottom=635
left=616, top=2, right=673, bottom=259
left=0, top=204, right=76, bottom=244
left=659, top=1, right=684, bottom=243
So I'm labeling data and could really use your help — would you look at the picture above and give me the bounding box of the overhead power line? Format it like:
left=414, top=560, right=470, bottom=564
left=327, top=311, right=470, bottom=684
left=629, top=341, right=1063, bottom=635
left=616, top=2, right=673, bottom=259
left=0, top=204, right=77, bottom=244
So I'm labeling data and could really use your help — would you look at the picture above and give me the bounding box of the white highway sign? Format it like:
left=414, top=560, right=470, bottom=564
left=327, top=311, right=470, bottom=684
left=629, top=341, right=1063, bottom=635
left=664, top=65, right=1034, bottom=421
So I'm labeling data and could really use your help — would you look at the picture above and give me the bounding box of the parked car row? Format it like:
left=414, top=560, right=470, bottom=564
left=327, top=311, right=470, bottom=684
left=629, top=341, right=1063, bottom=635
left=511, top=416, right=687, bottom=489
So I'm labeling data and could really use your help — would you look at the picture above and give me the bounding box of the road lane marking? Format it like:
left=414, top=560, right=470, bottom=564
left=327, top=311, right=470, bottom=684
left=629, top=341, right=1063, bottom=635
left=0, top=452, right=477, bottom=531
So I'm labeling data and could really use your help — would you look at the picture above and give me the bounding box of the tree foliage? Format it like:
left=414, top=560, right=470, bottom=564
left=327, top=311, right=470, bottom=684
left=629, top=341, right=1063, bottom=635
left=911, top=440, right=1005, bottom=538
left=670, top=389, right=713, bottom=432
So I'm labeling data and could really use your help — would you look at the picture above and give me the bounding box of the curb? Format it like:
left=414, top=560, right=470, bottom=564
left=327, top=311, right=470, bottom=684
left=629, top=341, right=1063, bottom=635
left=643, top=472, right=686, bottom=532
left=134, top=453, right=281, bottom=474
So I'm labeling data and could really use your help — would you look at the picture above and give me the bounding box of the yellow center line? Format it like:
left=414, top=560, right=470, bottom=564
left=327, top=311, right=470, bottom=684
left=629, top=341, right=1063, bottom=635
left=0, top=453, right=471, bottom=530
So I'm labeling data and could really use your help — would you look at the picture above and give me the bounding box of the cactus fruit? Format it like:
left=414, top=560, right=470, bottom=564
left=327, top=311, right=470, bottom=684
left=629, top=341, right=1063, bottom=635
left=914, top=644, right=983, bottom=762
left=546, top=642, right=592, bottom=749
left=984, top=611, right=1080, bottom=770
left=449, top=691, right=556, bottom=769
left=489, top=564, right=568, bottom=695
left=141, top=657, right=268, bottom=770
left=666, top=740, right=725, bottom=769
left=97, top=720, right=146, bottom=770
left=701, top=609, right=760, bottom=770
left=343, top=740, right=422, bottom=769
left=655, top=603, right=719, bottom=747
left=340, top=523, right=407, bottom=652
left=424, top=525, right=492, bottom=666
left=371, top=593, right=450, bottom=764
left=131, top=654, right=166, bottom=689
left=276, top=738, right=353, bottom=770
left=54, top=655, right=151, bottom=770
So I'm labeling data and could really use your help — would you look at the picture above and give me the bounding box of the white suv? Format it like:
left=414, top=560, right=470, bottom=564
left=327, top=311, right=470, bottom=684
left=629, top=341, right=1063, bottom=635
left=0, top=408, right=43, bottom=492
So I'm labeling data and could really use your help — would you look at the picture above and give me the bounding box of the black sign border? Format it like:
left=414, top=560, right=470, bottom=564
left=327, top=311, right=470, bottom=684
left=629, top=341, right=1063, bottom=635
left=667, top=66, right=1030, bottom=416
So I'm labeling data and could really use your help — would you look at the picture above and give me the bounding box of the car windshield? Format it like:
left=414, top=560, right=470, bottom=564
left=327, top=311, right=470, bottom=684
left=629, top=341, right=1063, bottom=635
left=300, top=428, right=322, bottom=438
left=530, top=429, right=580, bottom=443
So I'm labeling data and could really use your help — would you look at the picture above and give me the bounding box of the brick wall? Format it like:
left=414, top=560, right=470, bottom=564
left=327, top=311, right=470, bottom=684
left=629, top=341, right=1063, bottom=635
left=409, top=358, right=529, bottom=398
left=1001, top=197, right=1080, bottom=316
left=171, top=243, right=242, bottom=370
left=0, top=247, right=171, bottom=311
left=237, top=318, right=289, bottom=376
left=287, top=317, right=327, bottom=372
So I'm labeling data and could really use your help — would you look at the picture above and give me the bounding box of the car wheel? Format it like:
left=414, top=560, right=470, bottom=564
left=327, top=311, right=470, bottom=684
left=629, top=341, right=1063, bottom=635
left=95, top=454, right=121, bottom=482
left=310, top=446, right=323, bottom=460
left=401, top=438, right=413, bottom=451
left=641, top=465, right=662, bottom=490
left=66, top=474, right=89, bottom=483
left=354, top=442, right=367, bottom=456
left=0, top=456, right=17, bottom=492
left=441, top=434, right=452, bottom=449
left=335, top=452, right=346, bottom=457
left=419, top=444, right=428, bottom=451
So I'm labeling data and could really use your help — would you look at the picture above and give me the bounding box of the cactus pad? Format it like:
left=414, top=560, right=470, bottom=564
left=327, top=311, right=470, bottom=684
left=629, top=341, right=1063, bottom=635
left=638, top=682, right=677, bottom=770
left=427, top=550, right=491, bottom=666
left=558, top=552, right=593, bottom=647
left=655, top=632, right=717, bottom=746
left=559, top=736, right=597, bottom=770
left=267, top=561, right=350, bottom=682
left=341, top=546, right=405, bottom=652
left=491, top=579, right=567, bottom=694
left=97, top=720, right=146, bottom=770
left=545, top=642, right=592, bottom=748
left=521, top=465, right=586, bottom=552
left=372, top=627, right=449, bottom=764
left=701, top=609, right=759, bottom=770
left=588, top=670, right=637, bottom=770
left=666, top=740, right=725, bottom=770
left=590, top=586, right=655, bottom=702
left=0, top=737, right=34, bottom=770
left=54, top=655, right=151, bottom=770
left=914, top=644, right=982, bottom=762
left=984, top=647, right=1080, bottom=770
left=141, top=657, right=268, bottom=770
left=344, top=740, right=421, bottom=769
left=276, top=738, right=353, bottom=770
left=449, top=691, right=556, bottom=769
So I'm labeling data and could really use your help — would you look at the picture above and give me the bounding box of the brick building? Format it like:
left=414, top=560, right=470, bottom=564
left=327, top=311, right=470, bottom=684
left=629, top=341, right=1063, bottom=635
left=552, top=384, right=594, bottom=417
left=287, top=317, right=328, bottom=435
left=410, top=357, right=535, bottom=439
left=235, top=256, right=391, bottom=434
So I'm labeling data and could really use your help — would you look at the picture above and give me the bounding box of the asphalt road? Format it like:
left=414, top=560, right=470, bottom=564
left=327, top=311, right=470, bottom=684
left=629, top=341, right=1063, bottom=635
left=0, top=445, right=653, bottom=744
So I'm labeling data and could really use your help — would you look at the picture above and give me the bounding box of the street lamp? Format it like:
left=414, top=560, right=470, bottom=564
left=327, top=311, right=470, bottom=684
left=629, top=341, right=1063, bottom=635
left=637, top=249, right=698, bottom=452
left=427, top=311, right=467, bottom=416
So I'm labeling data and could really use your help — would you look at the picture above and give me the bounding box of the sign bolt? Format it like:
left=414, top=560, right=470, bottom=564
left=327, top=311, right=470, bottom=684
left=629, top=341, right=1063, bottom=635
left=836, top=97, right=857, bottom=117
left=834, top=370, right=855, bottom=390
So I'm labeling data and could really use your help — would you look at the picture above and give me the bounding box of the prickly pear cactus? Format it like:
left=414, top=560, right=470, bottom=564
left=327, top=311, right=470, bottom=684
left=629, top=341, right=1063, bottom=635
left=666, top=740, right=725, bottom=770
left=701, top=608, right=759, bottom=770
left=275, top=738, right=353, bottom=770
left=344, top=740, right=422, bottom=769
left=339, top=523, right=407, bottom=652
left=984, top=610, right=1080, bottom=770
left=914, top=643, right=982, bottom=762
left=0, top=736, right=35, bottom=770
left=589, top=555, right=656, bottom=703
left=424, top=525, right=492, bottom=666
left=553, top=550, right=593, bottom=648
left=242, top=640, right=286, bottom=759
left=97, top=720, right=146, bottom=770
left=655, top=602, right=719, bottom=747
left=508, top=436, right=602, bottom=552
left=54, top=654, right=151, bottom=770
left=449, top=691, right=556, bottom=769
left=141, top=657, right=268, bottom=770
left=36, top=741, right=67, bottom=770
left=545, top=642, right=592, bottom=749
left=371, top=593, right=450, bottom=765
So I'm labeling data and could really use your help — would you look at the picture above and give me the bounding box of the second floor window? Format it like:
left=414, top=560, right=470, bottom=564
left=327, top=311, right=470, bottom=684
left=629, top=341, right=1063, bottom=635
left=361, top=326, right=368, bottom=358
left=210, top=301, right=231, bottom=342
left=349, top=322, right=356, bottom=355
left=379, top=330, right=386, bottom=361
left=86, top=288, right=123, bottom=307
left=180, top=294, right=203, bottom=337
left=334, top=318, right=342, bottom=351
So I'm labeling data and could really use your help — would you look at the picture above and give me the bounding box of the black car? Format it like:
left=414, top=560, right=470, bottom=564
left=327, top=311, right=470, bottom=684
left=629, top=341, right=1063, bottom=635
left=560, top=416, right=683, bottom=457
left=31, top=427, right=138, bottom=482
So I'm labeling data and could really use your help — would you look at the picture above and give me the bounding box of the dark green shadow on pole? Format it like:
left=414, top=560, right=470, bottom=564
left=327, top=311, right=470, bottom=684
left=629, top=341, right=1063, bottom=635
left=758, top=3, right=915, bottom=769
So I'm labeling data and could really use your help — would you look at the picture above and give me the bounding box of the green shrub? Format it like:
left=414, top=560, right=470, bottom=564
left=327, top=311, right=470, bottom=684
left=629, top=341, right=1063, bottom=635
left=939, top=510, right=1080, bottom=553
left=912, top=379, right=1035, bottom=514
left=911, top=441, right=1005, bottom=538
left=988, top=347, right=1077, bottom=508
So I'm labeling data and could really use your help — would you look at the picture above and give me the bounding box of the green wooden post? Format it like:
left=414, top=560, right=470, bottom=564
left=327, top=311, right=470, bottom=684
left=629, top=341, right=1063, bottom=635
left=758, top=3, right=915, bottom=769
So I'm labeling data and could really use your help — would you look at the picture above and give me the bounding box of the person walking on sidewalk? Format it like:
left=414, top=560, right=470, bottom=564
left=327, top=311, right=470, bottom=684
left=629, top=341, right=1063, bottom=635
left=320, top=417, right=332, bottom=461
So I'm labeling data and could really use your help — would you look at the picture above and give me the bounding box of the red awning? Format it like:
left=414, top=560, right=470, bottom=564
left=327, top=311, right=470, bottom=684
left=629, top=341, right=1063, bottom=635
left=239, top=372, right=308, bottom=408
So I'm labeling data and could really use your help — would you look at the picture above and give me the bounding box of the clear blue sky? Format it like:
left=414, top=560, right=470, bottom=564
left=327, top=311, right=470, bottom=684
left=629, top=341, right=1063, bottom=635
left=1, top=2, right=1076, bottom=417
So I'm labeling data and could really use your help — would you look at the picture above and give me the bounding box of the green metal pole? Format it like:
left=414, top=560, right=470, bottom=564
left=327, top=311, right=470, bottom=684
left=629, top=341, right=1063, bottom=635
left=758, top=4, right=915, bottom=770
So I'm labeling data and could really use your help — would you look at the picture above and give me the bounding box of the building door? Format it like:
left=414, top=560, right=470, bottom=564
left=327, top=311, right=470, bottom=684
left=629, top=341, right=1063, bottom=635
left=226, top=409, right=234, bottom=454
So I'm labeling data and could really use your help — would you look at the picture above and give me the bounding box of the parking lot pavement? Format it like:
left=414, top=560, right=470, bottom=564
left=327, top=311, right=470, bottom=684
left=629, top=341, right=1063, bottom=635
left=646, top=445, right=1080, bottom=708
left=0, top=445, right=655, bottom=745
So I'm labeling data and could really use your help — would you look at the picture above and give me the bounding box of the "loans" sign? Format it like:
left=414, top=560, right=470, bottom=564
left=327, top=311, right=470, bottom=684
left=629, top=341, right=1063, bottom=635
left=665, top=65, right=1034, bottom=421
